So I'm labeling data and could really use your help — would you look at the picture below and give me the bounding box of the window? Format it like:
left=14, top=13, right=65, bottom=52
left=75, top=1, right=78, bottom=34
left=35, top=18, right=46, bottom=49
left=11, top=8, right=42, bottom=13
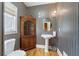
left=4, top=3, right=17, bottom=35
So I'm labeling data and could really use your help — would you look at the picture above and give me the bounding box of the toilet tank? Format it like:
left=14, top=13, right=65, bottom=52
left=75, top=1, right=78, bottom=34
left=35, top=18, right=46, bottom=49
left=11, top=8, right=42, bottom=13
left=4, top=38, right=16, bottom=56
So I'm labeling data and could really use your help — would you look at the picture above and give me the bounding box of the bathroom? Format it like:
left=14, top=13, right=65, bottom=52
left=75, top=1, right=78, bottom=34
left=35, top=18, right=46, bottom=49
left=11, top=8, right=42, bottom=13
left=0, top=2, right=78, bottom=56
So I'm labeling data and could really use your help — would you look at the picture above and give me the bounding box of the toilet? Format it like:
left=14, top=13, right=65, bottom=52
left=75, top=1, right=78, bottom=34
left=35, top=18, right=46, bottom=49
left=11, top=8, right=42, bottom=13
left=4, top=38, right=26, bottom=56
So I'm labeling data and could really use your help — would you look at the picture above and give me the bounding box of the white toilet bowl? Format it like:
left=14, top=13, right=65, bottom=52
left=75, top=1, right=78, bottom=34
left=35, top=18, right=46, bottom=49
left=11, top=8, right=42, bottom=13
left=7, top=50, right=26, bottom=56
left=4, top=38, right=26, bottom=56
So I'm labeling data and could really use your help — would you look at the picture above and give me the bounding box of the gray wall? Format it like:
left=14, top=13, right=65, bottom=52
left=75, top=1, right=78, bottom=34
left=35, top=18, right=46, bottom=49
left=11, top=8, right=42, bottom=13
left=57, top=2, right=78, bottom=56
left=77, top=3, right=79, bottom=56
left=3, top=2, right=29, bottom=50
left=28, top=3, right=57, bottom=45
left=0, top=2, right=3, bottom=55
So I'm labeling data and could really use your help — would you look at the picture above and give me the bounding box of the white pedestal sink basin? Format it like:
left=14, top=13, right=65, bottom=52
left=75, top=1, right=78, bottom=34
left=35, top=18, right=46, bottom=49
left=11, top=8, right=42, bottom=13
left=41, top=34, right=53, bottom=39
left=41, top=34, right=55, bottom=52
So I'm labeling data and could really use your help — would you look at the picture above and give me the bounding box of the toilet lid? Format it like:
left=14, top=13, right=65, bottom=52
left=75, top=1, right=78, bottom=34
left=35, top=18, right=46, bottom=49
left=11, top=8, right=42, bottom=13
left=7, top=50, right=26, bottom=56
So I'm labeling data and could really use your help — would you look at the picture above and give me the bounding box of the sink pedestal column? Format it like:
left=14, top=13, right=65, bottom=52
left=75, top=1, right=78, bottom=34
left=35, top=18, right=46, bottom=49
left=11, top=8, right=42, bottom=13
left=45, top=39, right=49, bottom=52
left=41, top=34, right=54, bottom=53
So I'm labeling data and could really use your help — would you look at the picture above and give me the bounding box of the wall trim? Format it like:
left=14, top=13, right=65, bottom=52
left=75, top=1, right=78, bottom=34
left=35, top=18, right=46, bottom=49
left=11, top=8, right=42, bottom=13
left=36, top=44, right=45, bottom=48
left=63, top=51, right=68, bottom=56
left=36, top=44, right=63, bottom=56
left=36, top=44, right=52, bottom=49
left=36, top=44, right=68, bottom=56
left=57, top=48, right=62, bottom=56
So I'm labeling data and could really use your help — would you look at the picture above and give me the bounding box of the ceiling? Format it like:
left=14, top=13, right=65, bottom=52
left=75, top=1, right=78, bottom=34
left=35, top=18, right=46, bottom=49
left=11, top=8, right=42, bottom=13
left=24, top=2, right=55, bottom=7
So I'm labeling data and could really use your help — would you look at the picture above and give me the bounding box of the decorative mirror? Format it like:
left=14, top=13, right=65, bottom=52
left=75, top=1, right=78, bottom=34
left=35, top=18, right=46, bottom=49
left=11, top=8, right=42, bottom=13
left=43, top=18, right=52, bottom=32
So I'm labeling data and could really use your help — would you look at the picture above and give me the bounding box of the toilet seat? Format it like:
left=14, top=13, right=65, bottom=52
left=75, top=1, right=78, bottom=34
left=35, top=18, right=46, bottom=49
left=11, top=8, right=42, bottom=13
left=7, top=50, right=26, bottom=56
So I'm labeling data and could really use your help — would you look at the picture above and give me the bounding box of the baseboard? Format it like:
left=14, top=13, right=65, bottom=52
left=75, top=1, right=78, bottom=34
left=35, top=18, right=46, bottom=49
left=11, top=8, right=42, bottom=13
left=63, top=51, right=68, bottom=56
left=36, top=44, right=63, bottom=56
left=57, top=48, right=62, bottom=56
left=36, top=44, right=52, bottom=49
left=36, top=44, right=67, bottom=56
left=36, top=44, right=45, bottom=48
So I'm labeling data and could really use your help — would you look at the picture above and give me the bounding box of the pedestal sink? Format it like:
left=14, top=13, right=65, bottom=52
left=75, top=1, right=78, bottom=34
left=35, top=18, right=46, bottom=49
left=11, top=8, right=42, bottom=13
left=41, top=34, right=55, bottom=52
